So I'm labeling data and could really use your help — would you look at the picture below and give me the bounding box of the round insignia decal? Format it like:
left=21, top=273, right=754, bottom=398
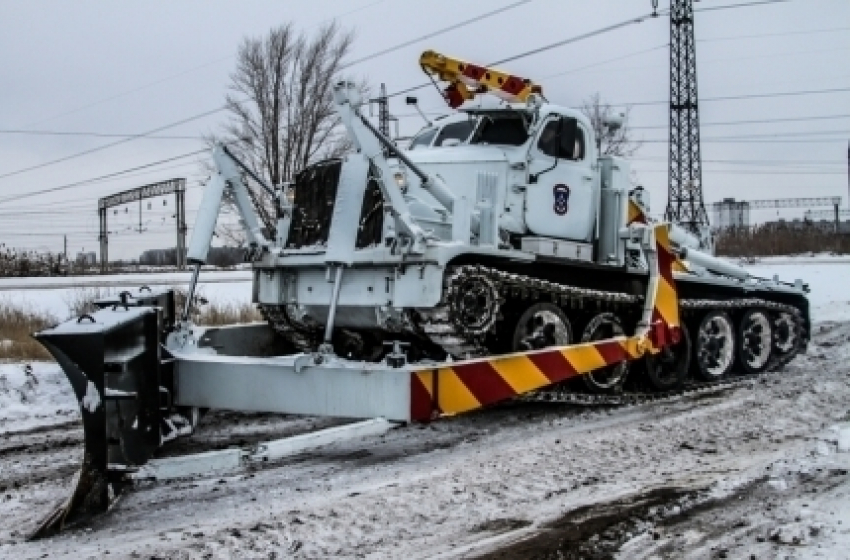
left=553, top=184, right=571, bottom=216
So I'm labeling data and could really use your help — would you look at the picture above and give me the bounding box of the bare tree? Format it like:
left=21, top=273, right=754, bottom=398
left=580, top=93, right=642, bottom=158
left=216, top=22, right=359, bottom=238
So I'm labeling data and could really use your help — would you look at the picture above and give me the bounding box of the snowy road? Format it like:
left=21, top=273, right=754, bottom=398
left=1, top=257, right=849, bottom=558
left=2, top=322, right=849, bottom=559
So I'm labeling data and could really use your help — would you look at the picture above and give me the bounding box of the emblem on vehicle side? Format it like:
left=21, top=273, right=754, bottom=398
left=553, top=184, right=571, bottom=216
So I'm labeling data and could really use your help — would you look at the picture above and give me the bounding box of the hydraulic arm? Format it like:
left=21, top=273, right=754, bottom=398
left=182, top=144, right=270, bottom=319
left=419, top=50, right=543, bottom=108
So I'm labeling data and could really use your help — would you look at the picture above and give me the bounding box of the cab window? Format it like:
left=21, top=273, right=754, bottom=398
left=409, top=128, right=437, bottom=150
left=433, top=120, right=476, bottom=147
left=470, top=114, right=529, bottom=146
left=537, top=120, right=585, bottom=161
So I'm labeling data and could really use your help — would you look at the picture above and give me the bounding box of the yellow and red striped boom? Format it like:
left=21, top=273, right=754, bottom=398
left=419, top=50, right=543, bottom=109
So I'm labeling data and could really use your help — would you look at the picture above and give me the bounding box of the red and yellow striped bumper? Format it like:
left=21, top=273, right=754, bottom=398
left=409, top=224, right=680, bottom=422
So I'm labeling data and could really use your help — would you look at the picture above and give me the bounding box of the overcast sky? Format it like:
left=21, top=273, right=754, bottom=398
left=0, top=0, right=848, bottom=258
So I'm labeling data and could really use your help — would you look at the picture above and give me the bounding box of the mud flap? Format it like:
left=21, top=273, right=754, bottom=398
left=29, top=301, right=170, bottom=539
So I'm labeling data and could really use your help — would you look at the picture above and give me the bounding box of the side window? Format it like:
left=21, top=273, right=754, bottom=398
left=433, top=120, right=475, bottom=147
left=536, top=120, right=586, bottom=161
left=409, top=128, right=437, bottom=150
left=568, top=126, right=585, bottom=161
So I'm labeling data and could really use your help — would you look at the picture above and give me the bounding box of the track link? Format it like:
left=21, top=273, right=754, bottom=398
left=259, top=304, right=314, bottom=352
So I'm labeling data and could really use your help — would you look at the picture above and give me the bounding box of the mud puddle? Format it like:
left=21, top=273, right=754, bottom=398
left=477, top=486, right=699, bottom=560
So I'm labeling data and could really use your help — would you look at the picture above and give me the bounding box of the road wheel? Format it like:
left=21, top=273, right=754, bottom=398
left=773, top=311, right=800, bottom=359
left=581, top=312, right=629, bottom=393
left=737, top=309, right=773, bottom=374
left=645, top=324, right=691, bottom=391
left=693, top=311, right=736, bottom=380
left=511, top=303, right=572, bottom=351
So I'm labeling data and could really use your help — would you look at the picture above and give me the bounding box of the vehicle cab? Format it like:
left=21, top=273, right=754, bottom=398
left=402, top=102, right=599, bottom=244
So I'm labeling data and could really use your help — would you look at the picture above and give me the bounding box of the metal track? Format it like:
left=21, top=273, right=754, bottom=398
left=417, top=265, right=808, bottom=406
left=259, top=264, right=807, bottom=409
left=416, top=265, right=640, bottom=358
left=259, top=304, right=314, bottom=352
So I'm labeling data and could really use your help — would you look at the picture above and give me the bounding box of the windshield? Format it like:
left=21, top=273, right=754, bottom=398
left=433, top=119, right=477, bottom=147
left=470, top=114, right=529, bottom=146
left=409, top=128, right=437, bottom=150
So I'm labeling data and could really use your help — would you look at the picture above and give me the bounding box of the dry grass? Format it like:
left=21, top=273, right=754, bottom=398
left=62, top=286, right=114, bottom=317
left=716, top=226, right=850, bottom=257
left=195, top=302, right=263, bottom=326
left=0, top=300, right=57, bottom=361
left=171, top=287, right=262, bottom=326
left=0, top=288, right=261, bottom=362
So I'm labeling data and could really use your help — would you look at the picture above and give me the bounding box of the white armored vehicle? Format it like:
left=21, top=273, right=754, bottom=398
left=243, top=51, right=808, bottom=389
left=30, top=51, right=808, bottom=538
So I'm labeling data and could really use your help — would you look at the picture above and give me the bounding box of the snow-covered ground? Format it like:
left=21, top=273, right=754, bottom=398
left=0, top=270, right=251, bottom=320
left=0, top=257, right=848, bottom=559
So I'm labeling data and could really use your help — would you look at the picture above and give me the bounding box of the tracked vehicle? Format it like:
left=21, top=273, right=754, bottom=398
left=30, top=52, right=808, bottom=537
left=256, top=51, right=808, bottom=388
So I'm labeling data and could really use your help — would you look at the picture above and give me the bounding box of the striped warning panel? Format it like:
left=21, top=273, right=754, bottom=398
left=650, top=224, right=680, bottom=331
left=409, top=223, right=681, bottom=422
left=627, top=199, right=647, bottom=225
left=410, top=337, right=643, bottom=421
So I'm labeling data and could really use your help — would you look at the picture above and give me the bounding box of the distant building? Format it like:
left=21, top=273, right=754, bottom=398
left=711, top=198, right=750, bottom=230
left=76, top=251, right=97, bottom=265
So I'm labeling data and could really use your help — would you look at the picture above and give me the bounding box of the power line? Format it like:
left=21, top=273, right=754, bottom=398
left=0, top=2, right=536, bottom=185
left=624, top=86, right=850, bottom=106
left=642, top=138, right=846, bottom=144
left=693, top=0, right=790, bottom=13
left=0, top=109, right=221, bottom=181
left=638, top=129, right=849, bottom=141
left=542, top=44, right=668, bottom=80
left=0, top=130, right=200, bottom=140
left=632, top=113, right=850, bottom=129
left=341, top=0, right=535, bottom=69
left=637, top=168, right=844, bottom=175
left=21, top=0, right=388, bottom=129
left=388, top=9, right=665, bottom=99
left=698, top=25, right=850, bottom=42
left=0, top=149, right=207, bottom=205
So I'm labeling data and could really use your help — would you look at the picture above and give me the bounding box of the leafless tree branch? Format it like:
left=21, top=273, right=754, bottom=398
left=209, top=23, right=363, bottom=242
left=580, top=92, right=643, bottom=158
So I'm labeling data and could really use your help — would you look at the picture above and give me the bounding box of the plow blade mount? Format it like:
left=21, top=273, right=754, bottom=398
left=30, top=294, right=173, bottom=539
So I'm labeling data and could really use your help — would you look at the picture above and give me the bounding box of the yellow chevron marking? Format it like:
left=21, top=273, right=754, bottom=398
left=626, top=335, right=651, bottom=357
left=655, top=279, right=679, bottom=327
left=620, top=338, right=642, bottom=360
left=414, top=371, right=434, bottom=398
left=436, top=368, right=481, bottom=414
left=488, top=354, right=551, bottom=394
left=673, top=259, right=689, bottom=273
left=655, top=225, right=671, bottom=248
left=627, top=201, right=644, bottom=224
left=561, top=345, right=607, bottom=373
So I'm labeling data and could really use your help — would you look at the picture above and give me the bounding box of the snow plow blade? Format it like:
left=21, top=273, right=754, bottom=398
left=29, top=225, right=678, bottom=538
left=29, top=290, right=175, bottom=539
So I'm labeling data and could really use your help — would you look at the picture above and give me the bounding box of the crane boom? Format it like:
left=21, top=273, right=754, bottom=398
left=419, top=50, right=542, bottom=108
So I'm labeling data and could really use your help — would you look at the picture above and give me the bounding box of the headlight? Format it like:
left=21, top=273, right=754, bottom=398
left=394, top=171, right=407, bottom=189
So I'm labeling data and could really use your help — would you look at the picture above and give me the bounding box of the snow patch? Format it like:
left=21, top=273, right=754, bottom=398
left=838, top=427, right=850, bottom=453
left=0, top=362, right=77, bottom=433
left=81, top=380, right=101, bottom=413
left=767, top=478, right=788, bottom=491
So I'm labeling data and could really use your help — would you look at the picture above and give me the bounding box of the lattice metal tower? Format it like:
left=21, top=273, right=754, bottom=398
left=664, top=0, right=709, bottom=232
left=377, top=83, right=390, bottom=138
